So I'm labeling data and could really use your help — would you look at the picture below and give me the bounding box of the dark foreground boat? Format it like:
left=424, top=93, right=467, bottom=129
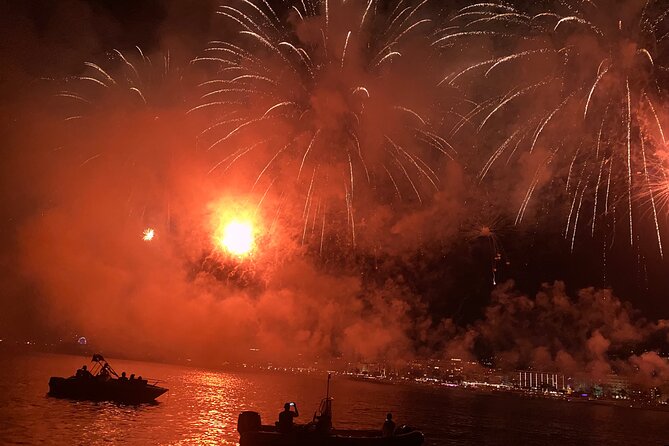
left=48, top=354, right=168, bottom=404
left=238, top=375, right=424, bottom=446
left=238, top=421, right=424, bottom=446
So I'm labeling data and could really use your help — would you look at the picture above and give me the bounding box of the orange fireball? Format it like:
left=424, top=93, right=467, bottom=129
left=211, top=201, right=260, bottom=257
left=219, top=220, right=255, bottom=256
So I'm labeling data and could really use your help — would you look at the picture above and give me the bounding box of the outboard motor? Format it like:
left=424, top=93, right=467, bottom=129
left=395, top=425, right=425, bottom=445
left=237, top=411, right=262, bottom=434
left=396, top=425, right=414, bottom=435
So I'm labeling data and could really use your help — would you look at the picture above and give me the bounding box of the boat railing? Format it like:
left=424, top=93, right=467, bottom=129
left=143, top=378, right=165, bottom=386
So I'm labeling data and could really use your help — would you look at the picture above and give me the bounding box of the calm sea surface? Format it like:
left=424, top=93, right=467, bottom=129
left=1, top=353, right=668, bottom=445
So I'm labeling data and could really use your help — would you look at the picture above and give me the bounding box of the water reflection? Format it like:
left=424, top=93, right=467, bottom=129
left=172, top=371, right=246, bottom=445
left=3, top=353, right=669, bottom=446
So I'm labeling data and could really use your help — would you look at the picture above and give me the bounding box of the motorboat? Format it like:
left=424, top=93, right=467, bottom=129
left=48, top=354, right=168, bottom=404
left=238, top=374, right=424, bottom=445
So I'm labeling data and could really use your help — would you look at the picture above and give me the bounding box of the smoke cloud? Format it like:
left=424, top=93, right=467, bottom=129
left=0, top=0, right=668, bottom=388
left=443, top=281, right=669, bottom=386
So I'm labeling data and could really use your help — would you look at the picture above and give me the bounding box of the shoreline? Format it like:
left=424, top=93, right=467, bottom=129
left=4, top=347, right=668, bottom=413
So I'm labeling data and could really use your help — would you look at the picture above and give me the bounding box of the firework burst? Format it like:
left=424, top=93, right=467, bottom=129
left=462, top=208, right=512, bottom=285
left=192, top=197, right=291, bottom=290
left=53, top=47, right=192, bottom=240
left=441, top=1, right=669, bottom=255
left=638, top=147, right=669, bottom=218
left=190, top=0, right=456, bottom=251
left=57, top=47, right=185, bottom=119
left=142, top=227, right=156, bottom=241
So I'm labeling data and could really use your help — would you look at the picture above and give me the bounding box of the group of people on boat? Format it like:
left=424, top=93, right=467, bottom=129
left=276, top=402, right=397, bottom=437
left=73, top=364, right=146, bottom=385
left=74, top=365, right=92, bottom=378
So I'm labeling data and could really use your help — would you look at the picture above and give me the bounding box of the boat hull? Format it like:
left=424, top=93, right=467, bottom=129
left=240, top=427, right=424, bottom=446
left=48, top=377, right=167, bottom=404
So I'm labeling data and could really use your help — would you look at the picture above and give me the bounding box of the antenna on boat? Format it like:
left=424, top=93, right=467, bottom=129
left=326, top=372, right=331, bottom=400
left=312, top=372, right=333, bottom=432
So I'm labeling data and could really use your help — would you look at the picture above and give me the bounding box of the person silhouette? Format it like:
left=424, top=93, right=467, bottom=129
left=97, top=364, right=111, bottom=381
left=382, top=413, right=395, bottom=437
left=76, top=365, right=91, bottom=378
left=277, top=402, right=299, bottom=433
left=119, top=372, right=128, bottom=381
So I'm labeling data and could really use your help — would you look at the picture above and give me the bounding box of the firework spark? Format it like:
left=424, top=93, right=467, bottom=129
left=441, top=1, right=669, bottom=254
left=646, top=154, right=669, bottom=212
left=462, top=211, right=512, bottom=285
left=57, top=47, right=183, bottom=119
left=53, top=47, right=190, bottom=237
left=191, top=0, right=456, bottom=250
left=142, top=228, right=156, bottom=241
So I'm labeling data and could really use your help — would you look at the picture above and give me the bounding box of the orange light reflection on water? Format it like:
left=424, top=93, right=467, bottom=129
left=176, top=371, right=248, bottom=445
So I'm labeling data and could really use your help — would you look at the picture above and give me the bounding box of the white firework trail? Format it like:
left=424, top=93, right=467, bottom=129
left=442, top=0, right=669, bottom=254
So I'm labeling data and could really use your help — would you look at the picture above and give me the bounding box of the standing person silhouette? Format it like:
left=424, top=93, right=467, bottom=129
left=277, top=402, right=299, bottom=433
left=382, top=413, right=396, bottom=437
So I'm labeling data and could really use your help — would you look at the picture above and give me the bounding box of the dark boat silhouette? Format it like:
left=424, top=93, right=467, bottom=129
left=48, top=354, right=168, bottom=404
left=237, top=374, right=424, bottom=446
